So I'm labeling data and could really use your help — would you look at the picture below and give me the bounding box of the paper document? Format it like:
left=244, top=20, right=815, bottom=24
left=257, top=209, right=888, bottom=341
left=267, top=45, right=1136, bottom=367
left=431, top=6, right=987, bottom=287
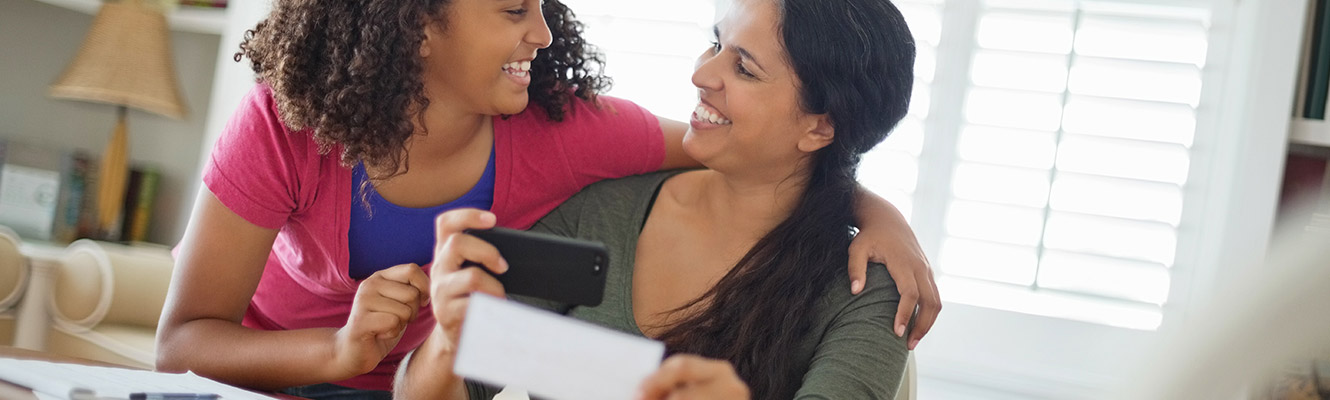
left=0, top=358, right=275, bottom=400
left=455, top=294, right=666, bottom=400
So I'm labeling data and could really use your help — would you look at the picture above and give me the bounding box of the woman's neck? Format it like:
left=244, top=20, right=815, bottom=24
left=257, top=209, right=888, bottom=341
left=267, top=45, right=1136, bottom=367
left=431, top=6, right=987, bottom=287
left=679, top=168, right=809, bottom=240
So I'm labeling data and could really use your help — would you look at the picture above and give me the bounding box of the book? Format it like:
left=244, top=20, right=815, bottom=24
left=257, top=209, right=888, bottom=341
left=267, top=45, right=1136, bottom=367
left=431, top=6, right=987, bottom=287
left=1296, top=0, right=1320, bottom=118
left=1306, top=0, right=1330, bottom=119
left=178, top=0, right=228, bottom=8
left=108, top=169, right=141, bottom=243
left=76, top=157, right=101, bottom=241
left=120, top=166, right=160, bottom=243
left=51, top=151, right=93, bottom=244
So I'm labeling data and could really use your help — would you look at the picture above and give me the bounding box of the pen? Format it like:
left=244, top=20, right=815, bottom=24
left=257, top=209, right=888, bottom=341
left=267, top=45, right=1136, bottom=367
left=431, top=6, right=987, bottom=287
left=128, top=393, right=221, bottom=400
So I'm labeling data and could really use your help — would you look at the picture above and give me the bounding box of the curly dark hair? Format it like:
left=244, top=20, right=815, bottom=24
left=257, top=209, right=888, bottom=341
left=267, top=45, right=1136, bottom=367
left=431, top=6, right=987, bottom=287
left=236, top=0, right=610, bottom=177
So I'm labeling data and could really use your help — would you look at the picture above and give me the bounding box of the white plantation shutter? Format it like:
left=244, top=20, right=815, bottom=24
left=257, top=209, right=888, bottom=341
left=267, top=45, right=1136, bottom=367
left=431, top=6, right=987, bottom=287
left=863, top=0, right=1214, bottom=330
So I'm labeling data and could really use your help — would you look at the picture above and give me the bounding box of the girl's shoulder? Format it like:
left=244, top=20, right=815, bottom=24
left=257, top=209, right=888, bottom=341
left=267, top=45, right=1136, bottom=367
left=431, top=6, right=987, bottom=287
left=221, top=83, right=326, bottom=155
left=506, top=94, right=652, bottom=133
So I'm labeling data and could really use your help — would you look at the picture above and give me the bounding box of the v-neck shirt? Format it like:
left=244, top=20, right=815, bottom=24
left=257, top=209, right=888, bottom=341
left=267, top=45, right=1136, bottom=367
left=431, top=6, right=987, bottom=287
left=467, top=172, right=910, bottom=399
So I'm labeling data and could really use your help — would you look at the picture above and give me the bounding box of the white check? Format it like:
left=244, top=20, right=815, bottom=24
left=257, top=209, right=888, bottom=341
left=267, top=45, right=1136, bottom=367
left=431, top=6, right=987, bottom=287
left=454, top=293, right=666, bottom=400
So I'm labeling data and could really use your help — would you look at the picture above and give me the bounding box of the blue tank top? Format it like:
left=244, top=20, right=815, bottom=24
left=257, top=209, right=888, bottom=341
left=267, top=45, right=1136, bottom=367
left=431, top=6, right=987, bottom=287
left=347, top=149, right=496, bottom=280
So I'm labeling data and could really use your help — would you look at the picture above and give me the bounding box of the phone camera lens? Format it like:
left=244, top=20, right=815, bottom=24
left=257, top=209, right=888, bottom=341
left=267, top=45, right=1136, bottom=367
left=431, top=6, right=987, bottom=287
left=593, top=264, right=602, bottom=275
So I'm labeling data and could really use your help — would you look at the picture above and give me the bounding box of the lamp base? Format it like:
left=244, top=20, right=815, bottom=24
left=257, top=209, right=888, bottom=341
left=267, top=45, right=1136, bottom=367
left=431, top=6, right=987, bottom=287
left=95, top=106, right=130, bottom=241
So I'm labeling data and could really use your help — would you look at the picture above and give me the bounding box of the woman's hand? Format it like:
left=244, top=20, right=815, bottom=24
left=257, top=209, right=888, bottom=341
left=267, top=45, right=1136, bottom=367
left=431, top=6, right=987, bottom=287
left=428, top=209, right=510, bottom=354
left=333, top=263, right=431, bottom=377
left=637, top=355, right=749, bottom=400
left=850, top=188, right=941, bottom=351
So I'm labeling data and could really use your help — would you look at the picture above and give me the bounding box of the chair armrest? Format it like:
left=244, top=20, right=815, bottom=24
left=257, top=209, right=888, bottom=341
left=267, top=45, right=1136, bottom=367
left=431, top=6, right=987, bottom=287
left=0, top=226, right=28, bottom=313
left=48, top=240, right=173, bottom=332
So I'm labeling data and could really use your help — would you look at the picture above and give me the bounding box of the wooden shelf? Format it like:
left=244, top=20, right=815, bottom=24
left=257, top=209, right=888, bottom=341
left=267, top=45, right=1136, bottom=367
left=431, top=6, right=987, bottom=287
left=32, top=0, right=226, bottom=35
left=1291, top=118, right=1330, bottom=147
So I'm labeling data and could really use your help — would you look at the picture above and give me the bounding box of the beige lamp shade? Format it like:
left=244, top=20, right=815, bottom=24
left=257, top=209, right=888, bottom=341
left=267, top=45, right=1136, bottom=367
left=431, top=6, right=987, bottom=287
left=49, top=0, right=187, bottom=119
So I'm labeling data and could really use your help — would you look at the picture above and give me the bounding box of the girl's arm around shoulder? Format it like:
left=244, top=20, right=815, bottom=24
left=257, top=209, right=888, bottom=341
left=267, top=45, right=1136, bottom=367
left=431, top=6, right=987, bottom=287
left=550, top=96, right=667, bottom=187
left=656, top=116, right=698, bottom=170
left=849, top=188, right=941, bottom=351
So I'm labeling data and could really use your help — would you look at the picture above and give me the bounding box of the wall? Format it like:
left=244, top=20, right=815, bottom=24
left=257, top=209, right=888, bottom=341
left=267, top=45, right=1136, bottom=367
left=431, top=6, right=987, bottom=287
left=1183, top=0, right=1304, bottom=308
left=193, top=0, right=268, bottom=199
left=0, top=0, right=220, bottom=245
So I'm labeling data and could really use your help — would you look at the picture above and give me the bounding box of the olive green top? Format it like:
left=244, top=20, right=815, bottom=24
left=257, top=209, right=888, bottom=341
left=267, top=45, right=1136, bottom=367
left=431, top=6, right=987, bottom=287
left=467, top=172, right=908, bottom=399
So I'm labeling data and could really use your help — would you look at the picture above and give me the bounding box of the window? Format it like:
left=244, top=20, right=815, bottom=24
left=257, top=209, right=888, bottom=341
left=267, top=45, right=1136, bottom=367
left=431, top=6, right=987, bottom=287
left=861, top=0, right=1215, bottom=330
left=560, top=0, right=716, bottom=122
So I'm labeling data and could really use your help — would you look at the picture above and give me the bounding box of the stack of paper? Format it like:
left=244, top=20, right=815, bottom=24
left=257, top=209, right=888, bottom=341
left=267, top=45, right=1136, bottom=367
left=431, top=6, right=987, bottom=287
left=0, top=358, right=274, bottom=400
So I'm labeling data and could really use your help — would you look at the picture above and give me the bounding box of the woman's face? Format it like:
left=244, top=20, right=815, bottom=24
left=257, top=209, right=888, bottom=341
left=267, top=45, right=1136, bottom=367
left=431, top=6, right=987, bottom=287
left=683, top=0, right=832, bottom=178
left=421, top=0, right=552, bottom=116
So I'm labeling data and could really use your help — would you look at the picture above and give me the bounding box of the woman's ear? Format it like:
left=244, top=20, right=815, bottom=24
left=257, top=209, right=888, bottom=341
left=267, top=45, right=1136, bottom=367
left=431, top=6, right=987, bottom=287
left=797, top=115, right=835, bottom=153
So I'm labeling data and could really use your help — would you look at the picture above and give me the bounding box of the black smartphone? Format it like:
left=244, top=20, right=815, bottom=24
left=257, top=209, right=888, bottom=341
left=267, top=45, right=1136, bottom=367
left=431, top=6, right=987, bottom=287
left=463, top=228, right=609, bottom=307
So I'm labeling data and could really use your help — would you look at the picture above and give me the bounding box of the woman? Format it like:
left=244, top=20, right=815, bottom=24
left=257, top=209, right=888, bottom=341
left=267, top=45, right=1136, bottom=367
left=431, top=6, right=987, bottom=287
left=402, top=0, right=917, bottom=398
left=156, top=0, right=934, bottom=398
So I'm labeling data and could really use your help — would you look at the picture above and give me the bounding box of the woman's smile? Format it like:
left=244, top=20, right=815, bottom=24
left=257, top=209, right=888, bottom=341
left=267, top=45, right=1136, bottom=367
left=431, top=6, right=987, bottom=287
left=690, top=100, right=732, bottom=130
left=502, top=59, right=533, bottom=86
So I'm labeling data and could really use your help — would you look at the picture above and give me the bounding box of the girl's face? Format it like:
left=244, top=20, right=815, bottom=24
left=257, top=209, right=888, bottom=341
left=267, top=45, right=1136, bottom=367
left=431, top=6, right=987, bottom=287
left=683, top=0, right=833, bottom=178
left=420, top=0, right=552, bottom=116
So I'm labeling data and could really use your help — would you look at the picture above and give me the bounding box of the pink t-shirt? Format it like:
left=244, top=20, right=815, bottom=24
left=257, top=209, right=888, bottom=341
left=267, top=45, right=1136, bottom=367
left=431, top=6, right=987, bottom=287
left=202, top=84, right=664, bottom=390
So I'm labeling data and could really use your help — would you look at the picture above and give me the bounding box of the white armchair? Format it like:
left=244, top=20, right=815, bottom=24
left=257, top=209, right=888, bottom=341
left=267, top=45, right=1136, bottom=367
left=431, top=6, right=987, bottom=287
left=898, top=352, right=917, bottom=400
left=0, top=225, right=28, bottom=346
left=43, top=239, right=173, bottom=369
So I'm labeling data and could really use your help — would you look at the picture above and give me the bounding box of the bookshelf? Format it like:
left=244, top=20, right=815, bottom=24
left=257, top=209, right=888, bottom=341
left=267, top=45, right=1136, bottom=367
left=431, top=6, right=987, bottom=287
left=1, top=0, right=228, bottom=244
left=31, top=0, right=225, bottom=35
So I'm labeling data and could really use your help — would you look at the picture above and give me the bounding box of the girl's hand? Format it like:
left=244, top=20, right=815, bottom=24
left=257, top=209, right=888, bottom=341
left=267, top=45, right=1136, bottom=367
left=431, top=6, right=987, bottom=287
left=636, top=355, right=750, bottom=400
left=428, top=209, right=509, bottom=354
left=850, top=189, right=941, bottom=351
left=390, top=209, right=503, bottom=400
left=333, top=263, right=430, bottom=377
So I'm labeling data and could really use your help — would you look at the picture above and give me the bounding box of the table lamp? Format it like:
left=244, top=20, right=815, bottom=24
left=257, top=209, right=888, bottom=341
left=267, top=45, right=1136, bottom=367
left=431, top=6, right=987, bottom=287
left=48, top=0, right=187, bottom=240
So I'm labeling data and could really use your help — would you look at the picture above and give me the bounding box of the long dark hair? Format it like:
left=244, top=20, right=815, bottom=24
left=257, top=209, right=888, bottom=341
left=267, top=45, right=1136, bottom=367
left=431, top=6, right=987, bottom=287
left=236, top=0, right=608, bottom=178
left=655, top=0, right=916, bottom=397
